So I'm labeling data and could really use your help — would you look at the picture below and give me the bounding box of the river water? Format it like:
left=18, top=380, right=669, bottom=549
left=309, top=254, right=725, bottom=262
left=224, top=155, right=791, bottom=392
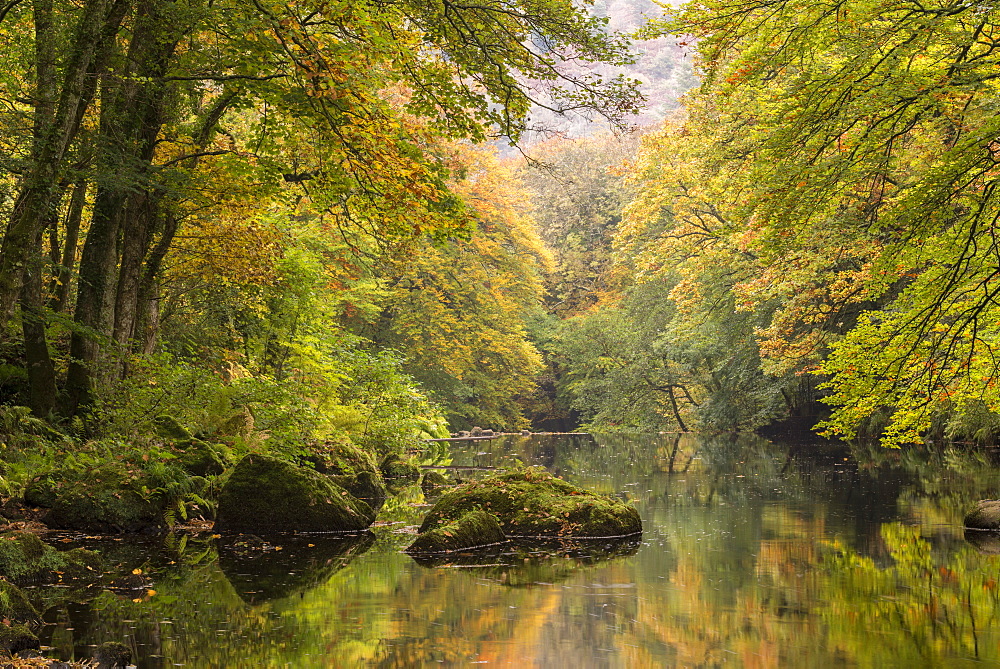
left=35, top=433, right=1000, bottom=667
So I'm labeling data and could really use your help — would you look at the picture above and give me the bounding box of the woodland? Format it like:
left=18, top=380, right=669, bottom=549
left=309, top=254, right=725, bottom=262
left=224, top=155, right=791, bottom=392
left=2, top=0, right=1000, bottom=482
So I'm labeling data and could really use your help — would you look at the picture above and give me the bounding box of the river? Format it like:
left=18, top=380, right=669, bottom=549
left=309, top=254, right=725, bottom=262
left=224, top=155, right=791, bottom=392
left=34, top=433, right=1000, bottom=667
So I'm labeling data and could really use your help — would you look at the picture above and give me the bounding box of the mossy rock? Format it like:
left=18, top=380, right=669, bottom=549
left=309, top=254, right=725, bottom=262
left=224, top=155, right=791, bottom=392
left=35, top=464, right=166, bottom=533
left=153, top=415, right=192, bottom=441
left=23, top=474, right=57, bottom=508
left=380, top=454, right=420, bottom=487
left=330, top=470, right=387, bottom=513
left=93, top=640, right=132, bottom=668
left=215, top=454, right=376, bottom=534
left=406, top=509, right=507, bottom=554
left=216, top=407, right=255, bottom=438
left=0, top=581, right=39, bottom=623
left=419, top=468, right=642, bottom=539
left=965, top=500, right=1000, bottom=530
left=0, top=622, right=38, bottom=654
left=308, top=438, right=380, bottom=478
left=421, top=470, right=451, bottom=496
left=174, top=438, right=226, bottom=477
left=0, top=532, right=102, bottom=586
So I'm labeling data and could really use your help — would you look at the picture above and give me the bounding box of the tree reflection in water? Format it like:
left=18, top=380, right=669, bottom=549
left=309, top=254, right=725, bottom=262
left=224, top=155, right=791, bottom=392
left=30, top=434, right=1000, bottom=667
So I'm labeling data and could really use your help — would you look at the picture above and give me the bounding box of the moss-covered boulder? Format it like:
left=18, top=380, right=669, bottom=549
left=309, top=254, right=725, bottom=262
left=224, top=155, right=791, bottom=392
left=0, top=532, right=103, bottom=587
left=215, top=454, right=376, bottom=534
left=419, top=468, right=642, bottom=539
left=965, top=500, right=1000, bottom=529
left=0, top=622, right=38, bottom=654
left=421, top=470, right=451, bottom=496
left=330, top=470, right=387, bottom=512
left=173, top=438, right=226, bottom=477
left=37, top=465, right=165, bottom=533
left=381, top=454, right=420, bottom=489
left=406, top=509, right=507, bottom=554
left=154, top=415, right=192, bottom=441
left=0, top=581, right=39, bottom=623
left=94, top=640, right=132, bottom=668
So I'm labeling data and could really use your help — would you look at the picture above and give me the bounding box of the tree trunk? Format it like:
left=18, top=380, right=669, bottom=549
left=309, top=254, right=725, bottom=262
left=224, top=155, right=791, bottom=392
left=0, top=0, right=129, bottom=316
left=50, top=179, right=86, bottom=312
left=65, top=0, right=179, bottom=412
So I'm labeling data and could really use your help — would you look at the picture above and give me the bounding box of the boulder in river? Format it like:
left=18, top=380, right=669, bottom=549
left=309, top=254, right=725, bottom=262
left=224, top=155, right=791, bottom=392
left=410, top=467, right=641, bottom=552
left=25, top=464, right=167, bottom=533
left=965, top=499, right=1000, bottom=530
left=215, top=454, right=375, bottom=534
left=406, top=509, right=507, bottom=554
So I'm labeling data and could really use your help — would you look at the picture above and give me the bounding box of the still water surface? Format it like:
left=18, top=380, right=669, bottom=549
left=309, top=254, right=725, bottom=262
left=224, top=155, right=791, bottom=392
left=37, top=433, right=1000, bottom=667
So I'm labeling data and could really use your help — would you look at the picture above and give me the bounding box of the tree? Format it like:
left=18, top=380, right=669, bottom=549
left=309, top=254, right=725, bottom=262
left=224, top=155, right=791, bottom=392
left=636, top=0, right=1000, bottom=444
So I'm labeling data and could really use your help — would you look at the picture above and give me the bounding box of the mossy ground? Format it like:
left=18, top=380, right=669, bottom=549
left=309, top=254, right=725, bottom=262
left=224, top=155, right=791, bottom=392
left=419, top=467, right=641, bottom=539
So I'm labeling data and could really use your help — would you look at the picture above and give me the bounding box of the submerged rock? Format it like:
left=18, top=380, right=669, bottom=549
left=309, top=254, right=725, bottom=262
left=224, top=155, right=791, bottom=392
left=406, top=509, right=507, bottom=554
left=412, top=468, right=641, bottom=552
left=215, top=454, right=375, bottom=534
left=965, top=499, right=1000, bottom=529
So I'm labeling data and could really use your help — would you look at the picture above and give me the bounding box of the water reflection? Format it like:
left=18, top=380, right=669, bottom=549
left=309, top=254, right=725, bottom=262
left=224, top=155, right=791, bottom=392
left=219, top=533, right=375, bottom=604
left=29, top=433, right=1000, bottom=667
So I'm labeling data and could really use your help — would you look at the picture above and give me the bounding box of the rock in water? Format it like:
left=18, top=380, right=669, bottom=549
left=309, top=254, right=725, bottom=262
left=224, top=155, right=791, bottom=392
left=215, top=454, right=375, bottom=534
left=965, top=499, right=1000, bottom=529
left=406, top=509, right=507, bottom=554
left=94, top=640, right=132, bottom=668
left=417, top=467, right=642, bottom=541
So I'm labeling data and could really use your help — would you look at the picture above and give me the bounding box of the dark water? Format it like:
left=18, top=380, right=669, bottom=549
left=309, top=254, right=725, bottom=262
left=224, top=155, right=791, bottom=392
left=34, top=433, right=1000, bottom=667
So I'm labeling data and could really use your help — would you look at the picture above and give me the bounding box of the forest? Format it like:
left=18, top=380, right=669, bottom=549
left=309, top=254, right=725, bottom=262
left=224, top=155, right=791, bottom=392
left=1, top=0, right=1000, bottom=493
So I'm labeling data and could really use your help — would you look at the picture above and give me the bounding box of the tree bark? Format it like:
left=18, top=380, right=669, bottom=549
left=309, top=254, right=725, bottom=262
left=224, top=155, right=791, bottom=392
left=0, top=0, right=129, bottom=316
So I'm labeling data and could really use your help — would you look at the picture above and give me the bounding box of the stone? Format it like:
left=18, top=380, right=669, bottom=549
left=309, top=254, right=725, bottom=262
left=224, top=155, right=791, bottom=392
left=406, top=509, right=507, bottom=554
left=153, top=415, right=192, bottom=441
left=93, top=641, right=132, bottom=668
left=965, top=499, right=1000, bottom=529
left=419, top=467, right=642, bottom=539
left=174, top=438, right=226, bottom=477
left=0, top=622, right=38, bottom=654
left=380, top=454, right=420, bottom=488
left=215, top=454, right=375, bottom=534
left=421, top=470, right=450, bottom=496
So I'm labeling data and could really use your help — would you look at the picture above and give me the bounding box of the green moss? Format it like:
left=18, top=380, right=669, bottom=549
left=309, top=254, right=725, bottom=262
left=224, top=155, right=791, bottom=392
left=0, top=622, right=38, bottom=654
left=310, top=438, right=380, bottom=477
left=421, top=470, right=451, bottom=496
left=419, top=467, right=642, bottom=539
left=381, top=455, right=420, bottom=488
left=330, top=470, right=387, bottom=512
left=94, top=640, right=132, bottom=667
left=174, top=438, right=226, bottom=477
left=154, top=415, right=192, bottom=441
left=406, top=509, right=507, bottom=554
left=43, top=468, right=164, bottom=533
left=215, top=454, right=376, bottom=534
left=0, top=582, right=39, bottom=623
